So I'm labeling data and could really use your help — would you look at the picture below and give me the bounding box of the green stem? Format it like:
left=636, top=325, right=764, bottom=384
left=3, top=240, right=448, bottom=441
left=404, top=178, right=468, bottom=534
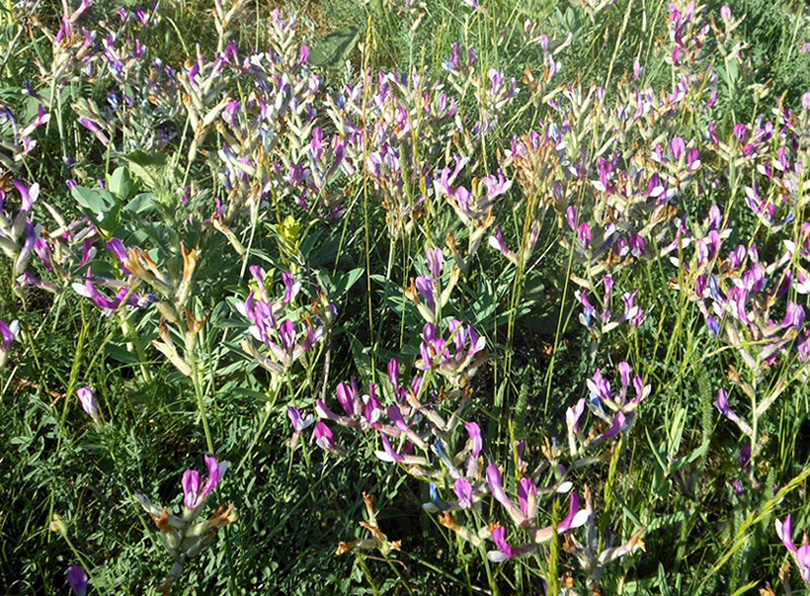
left=121, top=314, right=152, bottom=384
left=58, top=301, right=90, bottom=435
left=188, top=347, right=215, bottom=455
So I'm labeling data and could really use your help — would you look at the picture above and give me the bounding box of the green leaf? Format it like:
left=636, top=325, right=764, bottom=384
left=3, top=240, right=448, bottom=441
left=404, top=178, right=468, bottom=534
left=667, top=405, right=687, bottom=458
left=72, top=186, right=112, bottom=214
left=108, top=166, right=135, bottom=200
left=333, top=268, right=365, bottom=296
left=658, top=563, right=672, bottom=596
left=104, top=343, right=140, bottom=364
left=72, top=185, right=120, bottom=236
left=123, top=150, right=176, bottom=190
left=308, top=25, right=362, bottom=68
left=123, top=192, right=157, bottom=215
left=729, top=580, right=759, bottom=596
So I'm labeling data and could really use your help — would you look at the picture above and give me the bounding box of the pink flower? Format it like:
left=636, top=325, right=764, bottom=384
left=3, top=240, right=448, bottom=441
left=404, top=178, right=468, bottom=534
left=77, top=386, right=99, bottom=420
left=287, top=406, right=314, bottom=434
left=314, top=422, right=343, bottom=454
left=489, top=526, right=512, bottom=562
left=776, top=514, right=810, bottom=582
left=454, top=478, right=474, bottom=509
left=182, top=455, right=227, bottom=510
left=486, top=464, right=526, bottom=525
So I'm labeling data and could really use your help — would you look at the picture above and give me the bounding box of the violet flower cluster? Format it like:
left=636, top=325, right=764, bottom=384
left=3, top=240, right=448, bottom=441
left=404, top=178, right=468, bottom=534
left=404, top=247, right=459, bottom=324
left=0, top=319, right=19, bottom=372
left=296, top=350, right=648, bottom=582
left=0, top=181, right=41, bottom=289
left=67, top=213, right=203, bottom=319
left=433, top=157, right=512, bottom=270
left=0, top=102, right=50, bottom=167
left=136, top=456, right=233, bottom=595
left=238, top=266, right=330, bottom=376
left=693, top=241, right=806, bottom=372
left=567, top=362, right=651, bottom=458
left=574, top=274, right=644, bottom=339
left=415, top=319, right=487, bottom=387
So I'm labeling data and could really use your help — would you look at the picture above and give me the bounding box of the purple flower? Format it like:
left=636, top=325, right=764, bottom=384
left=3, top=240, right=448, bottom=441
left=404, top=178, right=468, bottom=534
left=517, top=477, right=537, bottom=519
left=618, top=361, right=632, bottom=391
left=628, top=233, right=645, bottom=257
left=619, top=290, right=643, bottom=327
left=14, top=220, right=38, bottom=276
left=575, top=289, right=595, bottom=328
left=670, top=137, right=686, bottom=161
left=566, top=398, right=586, bottom=431
left=598, top=412, right=626, bottom=441
left=68, top=565, right=88, bottom=596
left=78, top=118, right=110, bottom=146
left=706, top=315, right=720, bottom=336
left=778, top=514, right=796, bottom=553
left=72, top=273, right=146, bottom=316
left=375, top=433, right=405, bottom=463
left=737, top=443, right=751, bottom=474
left=106, top=238, right=131, bottom=273
left=77, top=386, right=99, bottom=420
left=486, top=464, right=526, bottom=525
left=387, top=404, right=426, bottom=450
left=182, top=455, right=226, bottom=510
left=315, top=398, right=347, bottom=425
left=278, top=319, right=296, bottom=353
left=566, top=206, right=577, bottom=230
left=387, top=358, right=404, bottom=398
left=715, top=388, right=753, bottom=435
left=362, top=383, right=382, bottom=425
left=557, top=492, right=587, bottom=532
left=314, top=422, right=342, bottom=453
left=489, top=526, right=513, bottom=562
left=776, top=514, right=810, bottom=582
left=454, top=477, right=474, bottom=509
left=781, top=301, right=805, bottom=330
left=572, top=223, right=590, bottom=251
left=0, top=319, right=18, bottom=350
left=465, top=421, right=482, bottom=458
left=281, top=272, right=299, bottom=303
left=533, top=492, right=590, bottom=542
left=336, top=379, right=359, bottom=416
left=426, top=247, right=444, bottom=279
left=248, top=266, right=269, bottom=301
left=587, top=369, right=612, bottom=403
left=415, top=275, right=435, bottom=311
left=0, top=319, right=19, bottom=369
left=488, top=226, right=517, bottom=262
left=287, top=406, right=314, bottom=434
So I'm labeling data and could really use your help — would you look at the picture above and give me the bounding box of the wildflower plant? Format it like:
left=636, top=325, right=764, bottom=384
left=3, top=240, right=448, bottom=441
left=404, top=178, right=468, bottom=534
left=136, top=456, right=233, bottom=595
left=237, top=266, right=330, bottom=378
left=5, top=0, right=810, bottom=593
